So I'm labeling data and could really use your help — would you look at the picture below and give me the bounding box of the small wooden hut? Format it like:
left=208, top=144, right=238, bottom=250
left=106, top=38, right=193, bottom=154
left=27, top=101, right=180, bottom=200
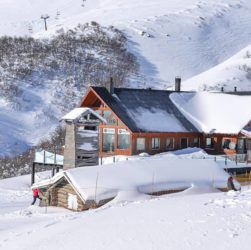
left=61, top=107, right=106, bottom=170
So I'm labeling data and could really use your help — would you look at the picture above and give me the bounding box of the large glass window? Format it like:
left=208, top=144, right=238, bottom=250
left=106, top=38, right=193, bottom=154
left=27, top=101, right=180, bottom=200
left=152, top=138, right=160, bottom=150
left=166, top=138, right=174, bottom=149
left=102, top=128, right=115, bottom=152
left=118, top=129, right=130, bottom=149
left=103, top=110, right=116, bottom=125
left=222, top=138, right=235, bottom=150
left=206, top=137, right=214, bottom=149
left=136, top=138, right=145, bottom=151
left=237, top=138, right=246, bottom=153
left=193, top=137, right=200, bottom=147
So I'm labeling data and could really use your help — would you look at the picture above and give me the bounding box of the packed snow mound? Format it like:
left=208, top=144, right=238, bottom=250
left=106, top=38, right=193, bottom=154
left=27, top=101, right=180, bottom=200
left=170, top=92, right=251, bottom=134
left=35, top=157, right=229, bottom=203
left=183, top=44, right=251, bottom=91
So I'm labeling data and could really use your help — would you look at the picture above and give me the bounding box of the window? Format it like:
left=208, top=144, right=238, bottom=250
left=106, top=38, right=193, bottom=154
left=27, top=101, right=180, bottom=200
left=222, top=138, right=235, bottom=150
left=166, top=138, right=174, bottom=149
left=152, top=138, right=160, bottom=150
left=193, top=137, right=200, bottom=147
left=237, top=138, right=246, bottom=153
left=102, top=128, right=115, bottom=152
left=84, top=126, right=97, bottom=131
left=206, top=137, right=214, bottom=149
left=103, top=110, right=116, bottom=125
left=136, top=138, right=145, bottom=151
left=180, top=138, right=188, bottom=149
left=118, top=129, right=130, bottom=149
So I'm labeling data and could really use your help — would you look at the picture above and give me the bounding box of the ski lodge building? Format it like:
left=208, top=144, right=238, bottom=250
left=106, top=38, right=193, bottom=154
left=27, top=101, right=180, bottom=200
left=78, top=80, right=251, bottom=159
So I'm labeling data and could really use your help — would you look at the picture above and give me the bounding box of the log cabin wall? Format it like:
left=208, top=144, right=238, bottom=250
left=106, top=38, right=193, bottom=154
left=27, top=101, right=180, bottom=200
left=46, top=178, right=115, bottom=211
left=49, top=178, right=88, bottom=211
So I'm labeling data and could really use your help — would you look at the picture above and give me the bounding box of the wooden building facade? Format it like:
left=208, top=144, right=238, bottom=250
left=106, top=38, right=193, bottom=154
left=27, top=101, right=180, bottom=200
left=78, top=85, right=251, bottom=158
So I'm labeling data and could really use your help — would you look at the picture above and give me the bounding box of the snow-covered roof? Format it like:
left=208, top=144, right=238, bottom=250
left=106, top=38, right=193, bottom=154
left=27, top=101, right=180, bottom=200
left=61, top=107, right=106, bottom=123
left=34, top=150, right=64, bottom=165
left=241, top=129, right=251, bottom=138
left=92, top=87, right=198, bottom=132
left=34, top=157, right=229, bottom=203
left=170, top=92, right=251, bottom=134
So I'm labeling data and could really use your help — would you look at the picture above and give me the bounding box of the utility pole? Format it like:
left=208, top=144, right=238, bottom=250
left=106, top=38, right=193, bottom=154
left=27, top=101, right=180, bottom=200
left=41, top=14, right=50, bottom=31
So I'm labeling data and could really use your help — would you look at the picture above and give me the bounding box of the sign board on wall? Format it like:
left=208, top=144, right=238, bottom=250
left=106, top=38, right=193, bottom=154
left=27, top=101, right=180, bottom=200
left=118, top=129, right=130, bottom=135
left=103, top=128, right=115, bottom=134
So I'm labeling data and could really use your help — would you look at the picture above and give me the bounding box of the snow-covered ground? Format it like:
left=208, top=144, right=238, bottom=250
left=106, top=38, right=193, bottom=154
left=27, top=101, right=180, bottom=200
left=0, top=155, right=250, bottom=249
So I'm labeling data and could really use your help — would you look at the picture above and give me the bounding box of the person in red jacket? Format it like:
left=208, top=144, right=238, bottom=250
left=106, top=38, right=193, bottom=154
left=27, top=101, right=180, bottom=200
left=31, top=188, right=42, bottom=205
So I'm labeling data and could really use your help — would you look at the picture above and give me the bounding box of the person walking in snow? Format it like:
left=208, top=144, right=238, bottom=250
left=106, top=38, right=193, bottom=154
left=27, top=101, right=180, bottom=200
left=227, top=176, right=238, bottom=191
left=31, top=187, right=42, bottom=205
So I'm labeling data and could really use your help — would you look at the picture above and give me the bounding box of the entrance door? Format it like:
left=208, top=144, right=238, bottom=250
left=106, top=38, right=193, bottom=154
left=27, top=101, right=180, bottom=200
left=68, top=193, right=78, bottom=210
left=180, top=138, right=188, bottom=149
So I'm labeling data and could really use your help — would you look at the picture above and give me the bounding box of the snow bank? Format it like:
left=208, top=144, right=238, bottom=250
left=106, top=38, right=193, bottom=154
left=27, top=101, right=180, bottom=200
left=61, top=107, right=106, bottom=123
left=170, top=92, right=251, bottom=134
left=64, top=157, right=229, bottom=202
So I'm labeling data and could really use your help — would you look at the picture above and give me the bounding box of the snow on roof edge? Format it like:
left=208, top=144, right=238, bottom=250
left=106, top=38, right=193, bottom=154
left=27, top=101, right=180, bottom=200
left=61, top=107, right=107, bottom=123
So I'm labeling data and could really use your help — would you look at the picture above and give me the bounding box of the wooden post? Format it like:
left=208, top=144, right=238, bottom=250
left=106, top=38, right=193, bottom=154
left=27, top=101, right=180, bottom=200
left=94, top=172, right=99, bottom=207
left=43, top=150, right=46, bottom=165
left=31, top=162, right=35, bottom=185
left=151, top=172, right=155, bottom=198
left=52, top=168, right=55, bottom=177
left=54, top=148, right=56, bottom=165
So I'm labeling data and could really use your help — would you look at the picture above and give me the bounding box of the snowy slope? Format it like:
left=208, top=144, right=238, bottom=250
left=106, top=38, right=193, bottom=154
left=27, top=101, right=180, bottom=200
left=1, top=0, right=251, bottom=84
left=1, top=0, right=251, bottom=155
left=0, top=83, right=62, bottom=155
left=182, top=44, right=251, bottom=91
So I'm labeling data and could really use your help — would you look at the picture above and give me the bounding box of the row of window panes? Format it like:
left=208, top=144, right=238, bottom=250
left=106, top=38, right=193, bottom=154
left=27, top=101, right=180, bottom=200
left=102, top=130, right=130, bottom=152
left=136, top=137, right=200, bottom=151
left=204, top=137, right=238, bottom=150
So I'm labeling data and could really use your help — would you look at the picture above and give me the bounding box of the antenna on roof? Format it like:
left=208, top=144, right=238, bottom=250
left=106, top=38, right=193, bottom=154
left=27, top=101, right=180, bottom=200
left=175, top=77, right=181, bottom=92
left=106, top=77, right=115, bottom=94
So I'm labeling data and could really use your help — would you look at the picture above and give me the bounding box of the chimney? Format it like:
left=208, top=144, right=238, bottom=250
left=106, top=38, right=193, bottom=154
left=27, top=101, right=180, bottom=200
left=175, top=77, right=181, bottom=92
left=107, top=77, right=114, bottom=94
left=221, top=87, right=224, bottom=92
left=234, top=86, right=237, bottom=92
